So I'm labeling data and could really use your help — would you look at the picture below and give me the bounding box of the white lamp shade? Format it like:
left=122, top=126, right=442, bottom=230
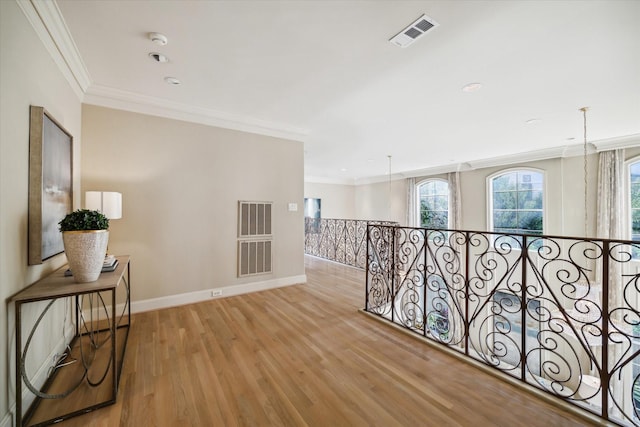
left=85, top=191, right=122, bottom=219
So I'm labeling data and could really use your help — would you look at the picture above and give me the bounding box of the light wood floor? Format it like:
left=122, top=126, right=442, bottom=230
left=59, top=255, right=595, bottom=427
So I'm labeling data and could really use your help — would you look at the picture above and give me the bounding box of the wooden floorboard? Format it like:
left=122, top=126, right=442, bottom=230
left=59, top=255, right=596, bottom=426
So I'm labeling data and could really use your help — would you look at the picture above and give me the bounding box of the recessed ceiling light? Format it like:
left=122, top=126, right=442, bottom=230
left=462, top=82, right=482, bottom=92
left=164, top=77, right=181, bottom=85
left=149, top=52, right=169, bottom=63
left=525, top=118, right=541, bottom=125
left=340, top=168, right=347, bottom=172
left=566, top=137, right=576, bottom=141
left=149, top=32, right=168, bottom=46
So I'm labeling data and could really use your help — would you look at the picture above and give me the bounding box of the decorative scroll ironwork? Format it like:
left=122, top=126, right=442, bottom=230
left=305, top=218, right=398, bottom=269
left=365, top=225, right=640, bottom=427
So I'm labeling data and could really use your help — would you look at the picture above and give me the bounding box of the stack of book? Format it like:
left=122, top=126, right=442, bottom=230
left=64, top=255, right=118, bottom=277
left=102, top=255, right=119, bottom=272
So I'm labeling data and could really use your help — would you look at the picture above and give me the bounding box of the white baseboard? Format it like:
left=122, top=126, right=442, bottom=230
left=131, top=274, right=307, bottom=314
left=0, top=411, right=12, bottom=427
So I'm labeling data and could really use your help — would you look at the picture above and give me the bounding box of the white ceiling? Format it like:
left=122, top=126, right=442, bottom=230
left=52, top=0, right=640, bottom=183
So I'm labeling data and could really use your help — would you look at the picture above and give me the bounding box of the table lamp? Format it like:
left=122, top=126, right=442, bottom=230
left=85, top=191, right=122, bottom=219
left=85, top=191, right=122, bottom=263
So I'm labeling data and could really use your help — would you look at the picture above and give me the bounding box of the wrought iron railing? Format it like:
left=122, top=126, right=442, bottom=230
left=304, top=218, right=398, bottom=268
left=365, top=225, right=640, bottom=426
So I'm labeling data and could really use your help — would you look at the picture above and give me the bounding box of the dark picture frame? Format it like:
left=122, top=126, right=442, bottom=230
left=28, top=106, right=73, bottom=265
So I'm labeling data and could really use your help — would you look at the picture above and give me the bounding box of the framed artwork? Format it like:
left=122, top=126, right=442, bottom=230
left=28, top=106, right=73, bottom=265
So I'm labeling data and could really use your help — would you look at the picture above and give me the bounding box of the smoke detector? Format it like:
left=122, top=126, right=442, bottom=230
left=149, top=32, right=168, bottom=46
left=390, top=14, right=439, bottom=48
left=149, top=52, right=169, bottom=63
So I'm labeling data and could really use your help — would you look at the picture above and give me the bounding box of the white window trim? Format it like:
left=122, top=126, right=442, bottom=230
left=626, top=155, right=640, bottom=242
left=486, top=167, right=547, bottom=235
left=416, top=178, right=450, bottom=229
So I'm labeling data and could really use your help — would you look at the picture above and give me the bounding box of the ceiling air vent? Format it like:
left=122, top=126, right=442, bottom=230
left=389, top=14, right=439, bottom=48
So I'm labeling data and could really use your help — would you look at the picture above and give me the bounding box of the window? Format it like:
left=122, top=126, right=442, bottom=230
left=628, top=159, right=640, bottom=419
left=493, top=291, right=541, bottom=375
left=633, top=324, right=640, bottom=421
left=490, top=170, right=544, bottom=235
left=418, top=179, right=449, bottom=229
left=425, top=275, right=450, bottom=340
left=630, top=160, right=640, bottom=241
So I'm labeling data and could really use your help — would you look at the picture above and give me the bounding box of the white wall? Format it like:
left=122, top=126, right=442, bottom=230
left=304, top=182, right=355, bottom=219
left=1, top=1, right=82, bottom=423
left=81, top=105, right=305, bottom=304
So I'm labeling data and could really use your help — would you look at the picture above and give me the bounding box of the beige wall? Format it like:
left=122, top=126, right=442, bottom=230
left=626, top=146, right=640, bottom=166
left=1, top=1, right=82, bottom=422
left=304, top=182, right=355, bottom=219
left=457, top=156, right=593, bottom=236
left=354, top=179, right=407, bottom=223
left=316, top=147, right=640, bottom=237
left=81, top=105, right=305, bottom=302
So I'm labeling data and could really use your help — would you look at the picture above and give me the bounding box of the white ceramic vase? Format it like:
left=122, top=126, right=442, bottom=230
left=62, top=230, right=109, bottom=283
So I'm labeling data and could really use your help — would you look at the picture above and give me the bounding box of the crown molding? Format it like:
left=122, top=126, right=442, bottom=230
left=26, top=0, right=307, bottom=142
left=353, top=173, right=406, bottom=186
left=401, top=164, right=459, bottom=179
left=304, top=175, right=358, bottom=185
left=561, top=142, right=597, bottom=158
left=467, top=146, right=568, bottom=170
left=85, top=84, right=309, bottom=142
left=17, top=0, right=91, bottom=100
left=21, top=0, right=640, bottom=177
left=593, top=133, right=640, bottom=152
left=351, top=137, right=640, bottom=186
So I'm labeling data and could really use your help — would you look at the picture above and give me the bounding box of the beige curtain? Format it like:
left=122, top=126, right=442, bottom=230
left=447, top=171, right=465, bottom=348
left=448, top=171, right=462, bottom=229
left=406, top=177, right=417, bottom=227
left=597, top=149, right=625, bottom=241
left=596, top=148, right=626, bottom=418
left=596, top=149, right=625, bottom=310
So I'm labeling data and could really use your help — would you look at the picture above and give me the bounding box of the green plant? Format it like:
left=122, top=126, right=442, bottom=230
left=58, top=209, right=109, bottom=232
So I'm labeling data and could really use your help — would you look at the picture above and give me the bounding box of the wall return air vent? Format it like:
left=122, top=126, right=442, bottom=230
left=237, top=201, right=273, bottom=277
left=389, top=14, right=439, bottom=48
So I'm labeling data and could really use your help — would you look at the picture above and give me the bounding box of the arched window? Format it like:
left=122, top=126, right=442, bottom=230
left=627, top=158, right=640, bottom=426
left=417, top=179, right=449, bottom=229
left=629, top=159, right=640, bottom=241
left=489, top=169, right=544, bottom=235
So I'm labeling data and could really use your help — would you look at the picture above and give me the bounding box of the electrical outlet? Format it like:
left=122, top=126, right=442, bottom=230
left=211, top=290, right=223, bottom=297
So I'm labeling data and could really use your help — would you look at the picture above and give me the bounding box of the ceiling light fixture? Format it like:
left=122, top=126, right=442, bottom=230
left=580, top=106, right=589, bottom=237
left=462, top=82, right=482, bottom=92
left=387, top=155, right=392, bottom=220
left=525, top=118, right=541, bottom=125
left=149, top=52, right=169, bottom=63
left=164, top=77, right=181, bottom=85
left=149, top=32, right=168, bottom=46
